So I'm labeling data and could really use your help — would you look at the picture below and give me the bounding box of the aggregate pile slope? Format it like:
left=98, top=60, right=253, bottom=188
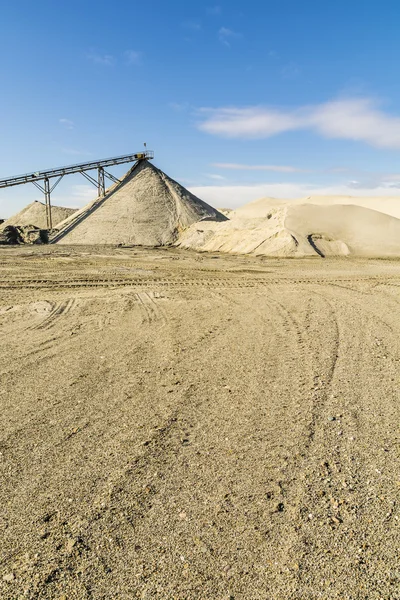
left=177, top=203, right=400, bottom=257
left=0, top=201, right=76, bottom=230
left=53, top=160, right=226, bottom=246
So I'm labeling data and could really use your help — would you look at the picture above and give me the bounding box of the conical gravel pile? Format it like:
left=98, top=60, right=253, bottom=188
left=1, top=201, right=76, bottom=230
left=53, top=160, right=226, bottom=245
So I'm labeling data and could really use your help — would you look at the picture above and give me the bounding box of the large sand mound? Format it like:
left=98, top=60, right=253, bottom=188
left=177, top=203, right=400, bottom=257
left=53, top=160, right=226, bottom=245
left=232, top=197, right=288, bottom=218
left=300, top=195, right=400, bottom=219
left=234, top=195, right=400, bottom=219
left=0, top=201, right=76, bottom=230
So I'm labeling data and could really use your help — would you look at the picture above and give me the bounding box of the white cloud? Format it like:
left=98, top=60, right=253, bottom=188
left=199, top=106, right=299, bottom=137
left=347, top=177, right=400, bottom=190
left=213, top=163, right=309, bottom=173
left=198, top=97, right=400, bottom=149
left=207, top=5, right=221, bottom=15
left=59, top=118, right=74, bottom=130
left=70, top=184, right=96, bottom=199
left=124, top=50, right=142, bottom=65
left=206, top=173, right=226, bottom=180
left=169, top=101, right=190, bottom=112
left=86, top=51, right=114, bottom=66
left=189, top=181, right=400, bottom=209
left=49, top=184, right=96, bottom=210
left=182, top=20, right=202, bottom=30
left=57, top=185, right=95, bottom=207
left=281, top=62, right=301, bottom=79
left=218, top=27, right=241, bottom=47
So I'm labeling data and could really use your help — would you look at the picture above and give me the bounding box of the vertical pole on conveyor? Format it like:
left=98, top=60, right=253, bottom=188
left=44, top=178, right=53, bottom=230
left=98, top=167, right=105, bottom=197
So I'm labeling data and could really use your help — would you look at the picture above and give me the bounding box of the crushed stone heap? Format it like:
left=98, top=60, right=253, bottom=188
left=53, top=160, right=226, bottom=245
left=1, top=201, right=76, bottom=230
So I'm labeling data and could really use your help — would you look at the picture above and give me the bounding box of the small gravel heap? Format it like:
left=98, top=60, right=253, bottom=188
left=1, top=201, right=76, bottom=231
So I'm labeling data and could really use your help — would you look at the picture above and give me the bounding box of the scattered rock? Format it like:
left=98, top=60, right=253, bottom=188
left=66, top=537, right=76, bottom=552
left=3, top=573, right=15, bottom=582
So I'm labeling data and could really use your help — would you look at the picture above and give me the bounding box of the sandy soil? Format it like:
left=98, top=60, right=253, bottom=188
left=0, top=246, right=399, bottom=599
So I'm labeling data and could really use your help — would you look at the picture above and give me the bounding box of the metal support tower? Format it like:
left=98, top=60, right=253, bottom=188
left=30, top=174, right=64, bottom=229
left=0, top=150, right=154, bottom=229
left=98, top=167, right=105, bottom=198
left=44, top=178, right=51, bottom=229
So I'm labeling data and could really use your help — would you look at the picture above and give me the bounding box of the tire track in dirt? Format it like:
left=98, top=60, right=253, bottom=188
left=324, top=282, right=396, bottom=333
left=372, top=281, right=400, bottom=309
left=252, top=287, right=341, bottom=593
left=1, top=254, right=399, bottom=599
left=28, top=290, right=284, bottom=597
left=32, top=298, right=76, bottom=331
left=288, top=285, right=400, bottom=597
left=0, top=275, right=398, bottom=291
left=135, top=292, right=166, bottom=325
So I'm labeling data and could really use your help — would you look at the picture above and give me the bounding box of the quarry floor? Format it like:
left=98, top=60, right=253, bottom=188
left=0, top=246, right=399, bottom=600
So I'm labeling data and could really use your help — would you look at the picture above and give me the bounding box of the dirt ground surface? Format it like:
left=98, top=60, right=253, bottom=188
left=0, top=246, right=399, bottom=600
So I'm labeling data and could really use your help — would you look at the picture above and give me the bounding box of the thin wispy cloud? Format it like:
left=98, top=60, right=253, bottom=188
left=124, top=50, right=142, bottom=65
left=218, top=27, right=242, bottom=47
left=199, top=97, right=400, bottom=149
left=169, top=102, right=190, bottom=112
left=52, top=184, right=98, bottom=210
left=189, top=181, right=400, bottom=209
left=59, top=118, right=74, bottom=130
left=182, top=20, right=202, bottom=31
left=200, top=105, right=299, bottom=137
left=207, top=5, right=222, bottom=15
left=380, top=172, right=400, bottom=180
left=206, top=173, right=226, bottom=180
left=86, top=51, right=114, bottom=66
left=71, top=184, right=97, bottom=199
left=281, top=62, right=301, bottom=79
left=213, top=163, right=309, bottom=173
left=347, top=174, right=400, bottom=189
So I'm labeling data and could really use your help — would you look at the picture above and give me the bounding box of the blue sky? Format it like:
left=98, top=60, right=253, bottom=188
left=1, top=0, right=400, bottom=216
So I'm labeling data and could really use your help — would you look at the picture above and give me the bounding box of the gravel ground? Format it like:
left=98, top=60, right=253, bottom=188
left=0, top=246, right=399, bottom=599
